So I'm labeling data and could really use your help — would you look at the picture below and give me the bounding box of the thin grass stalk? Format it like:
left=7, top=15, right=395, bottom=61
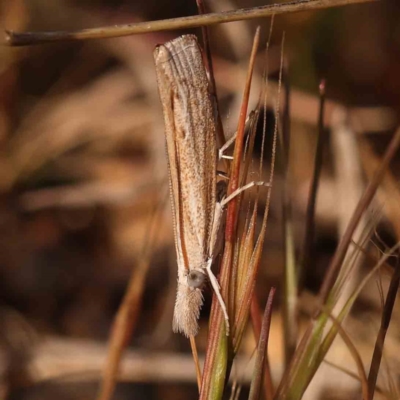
left=234, top=207, right=258, bottom=330
left=200, top=28, right=260, bottom=400
left=322, top=309, right=369, bottom=399
left=299, top=80, right=327, bottom=292
left=274, top=315, right=327, bottom=400
left=5, top=0, right=379, bottom=46
left=323, top=241, right=400, bottom=349
left=329, top=216, right=377, bottom=306
left=249, top=288, right=276, bottom=400
left=367, top=260, right=400, bottom=399
left=226, top=28, right=260, bottom=234
left=356, top=137, right=400, bottom=398
left=196, top=0, right=227, bottom=152
left=245, top=28, right=276, bottom=395
left=241, top=109, right=261, bottom=190
left=280, top=57, right=298, bottom=367
left=227, top=100, right=260, bottom=345
left=245, top=28, right=276, bottom=397
left=274, top=126, right=400, bottom=399
left=306, top=243, right=400, bottom=394
left=232, top=30, right=283, bottom=354
left=275, top=221, right=386, bottom=398
left=258, top=14, right=274, bottom=177
left=323, top=359, right=365, bottom=385
left=243, top=30, right=277, bottom=392
left=201, top=286, right=229, bottom=400
left=358, top=138, right=400, bottom=239
left=229, top=236, right=241, bottom=324
left=318, top=126, right=400, bottom=306
left=97, top=193, right=167, bottom=400
left=233, top=211, right=264, bottom=352
left=233, top=224, right=271, bottom=354
left=323, top=359, right=386, bottom=397
left=232, top=114, right=262, bottom=307
left=250, top=297, right=274, bottom=400
left=190, top=335, right=202, bottom=393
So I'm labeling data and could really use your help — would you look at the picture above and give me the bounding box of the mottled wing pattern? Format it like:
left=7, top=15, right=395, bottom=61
left=154, top=35, right=217, bottom=336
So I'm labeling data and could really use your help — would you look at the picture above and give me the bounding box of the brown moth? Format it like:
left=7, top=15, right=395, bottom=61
left=154, top=35, right=229, bottom=337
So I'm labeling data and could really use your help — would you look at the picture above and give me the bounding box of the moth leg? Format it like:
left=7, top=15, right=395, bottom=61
left=205, top=200, right=230, bottom=335
left=216, top=170, right=229, bottom=180
left=218, top=110, right=258, bottom=160
left=221, top=181, right=271, bottom=208
left=208, top=201, right=224, bottom=260
left=205, top=258, right=230, bottom=336
left=218, top=133, right=236, bottom=160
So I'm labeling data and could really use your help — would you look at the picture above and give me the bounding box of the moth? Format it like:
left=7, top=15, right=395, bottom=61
left=154, top=35, right=229, bottom=337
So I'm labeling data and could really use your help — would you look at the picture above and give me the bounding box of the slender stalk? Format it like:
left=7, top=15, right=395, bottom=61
left=299, top=80, right=327, bottom=291
left=250, top=297, right=275, bottom=400
left=5, top=0, right=378, bottom=46
left=367, top=261, right=400, bottom=399
left=279, top=40, right=297, bottom=368
left=97, top=194, right=167, bottom=400
left=321, top=308, right=369, bottom=400
left=199, top=28, right=260, bottom=400
left=190, top=335, right=202, bottom=393
left=197, top=0, right=227, bottom=152
left=225, top=27, right=260, bottom=239
left=249, top=288, right=276, bottom=400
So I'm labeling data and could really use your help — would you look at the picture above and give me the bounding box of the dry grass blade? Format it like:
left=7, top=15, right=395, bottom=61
left=248, top=287, right=276, bottom=400
left=97, top=195, right=167, bottom=400
left=5, top=0, right=379, bottom=46
left=199, top=28, right=260, bottom=400
left=226, top=28, right=260, bottom=230
left=240, top=31, right=277, bottom=390
left=299, top=80, right=327, bottom=292
left=357, top=137, right=400, bottom=398
left=251, top=298, right=274, bottom=400
left=190, top=335, right=202, bottom=393
left=367, top=261, right=400, bottom=399
left=196, top=0, right=226, bottom=153
left=274, top=125, right=400, bottom=399
left=233, top=206, right=259, bottom=349
left=234, top=29, right=282, bottom=353
left=318, top=126, right=400, bottom=306
left=323, top=359, right=387, bottom=397
left=303, top=241, right=400, bottom=398
left=321, top=307, right=369, bottom=400
left=358, top=138, right=400, bottom=239
left=279, top=38, right=298, bottom=368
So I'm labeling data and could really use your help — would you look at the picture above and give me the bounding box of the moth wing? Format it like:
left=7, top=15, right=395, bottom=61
left=154, top=35, right=217, bottom=337
left=154, top=35, right=217, bottom=275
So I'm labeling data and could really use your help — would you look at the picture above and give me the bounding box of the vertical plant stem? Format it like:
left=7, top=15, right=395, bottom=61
left=299, top=80, right=326, bottom=292
left=279, top=38, right=297, bottom=368
left=200, top=27, right=260, bottom=400
left=225, top=27, right=260, bottom=233
left=97, top=195, right=167, bottom=400
left=196, top=0, right=227, bottom=151
left=251, top=297, right=275, bottom=400
left=367, top=261, right=400, bottom=399
left=190, top=335, right=203, bottom=393
left=249, top=288, right=276, bottom=400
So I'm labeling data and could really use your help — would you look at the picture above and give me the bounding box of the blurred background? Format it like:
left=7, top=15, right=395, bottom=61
left=0, top=0, right=400, bottom=399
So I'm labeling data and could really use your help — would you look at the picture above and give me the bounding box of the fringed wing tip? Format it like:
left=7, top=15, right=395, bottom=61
left=172, top=284, right=203, bottom=337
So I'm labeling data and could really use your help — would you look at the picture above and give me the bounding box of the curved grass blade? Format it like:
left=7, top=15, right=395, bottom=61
left=249, top=287, right=276, bottom=400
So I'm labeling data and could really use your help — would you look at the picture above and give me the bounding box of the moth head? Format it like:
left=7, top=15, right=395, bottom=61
left=187, top=270, right=206, bottom=289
